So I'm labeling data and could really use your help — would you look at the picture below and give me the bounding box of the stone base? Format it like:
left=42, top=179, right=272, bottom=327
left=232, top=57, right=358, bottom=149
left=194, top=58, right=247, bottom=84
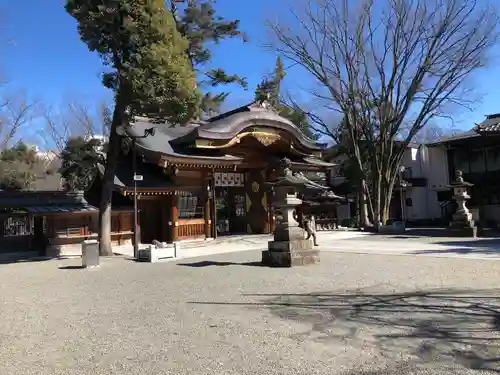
left=268, top=238, right=313, bottom=252
left=261, top=249, right=320, bottom=267
left=446, top=226, right=477, bottom=238
left=262, top=239, right=319, bottom=267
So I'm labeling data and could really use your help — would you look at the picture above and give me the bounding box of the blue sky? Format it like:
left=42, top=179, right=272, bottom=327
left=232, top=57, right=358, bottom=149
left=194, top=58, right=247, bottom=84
left=2, top=0, right=500, bottom=146
left=1, top=0, right=281, bottom=107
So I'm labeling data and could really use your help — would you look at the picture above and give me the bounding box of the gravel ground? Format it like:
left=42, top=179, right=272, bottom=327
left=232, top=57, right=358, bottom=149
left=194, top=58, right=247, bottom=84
left=1, top=250, right=500, bottom=375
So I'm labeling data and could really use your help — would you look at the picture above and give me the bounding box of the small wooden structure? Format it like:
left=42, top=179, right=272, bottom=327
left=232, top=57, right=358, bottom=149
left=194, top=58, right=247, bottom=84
left=0, top=191, right=133, bottom=256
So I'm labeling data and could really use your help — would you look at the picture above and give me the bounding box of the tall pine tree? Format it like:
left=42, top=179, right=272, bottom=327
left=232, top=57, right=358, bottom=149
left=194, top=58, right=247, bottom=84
left=66, top=0, right=200, bottom=255
left=255, top=57, right=317, bottom=140
left=168, top=0, right=248, bottom=116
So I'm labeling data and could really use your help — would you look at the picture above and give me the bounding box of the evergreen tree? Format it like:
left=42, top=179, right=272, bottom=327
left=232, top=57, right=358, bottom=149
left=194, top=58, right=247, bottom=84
left=169, top=0, right=248, bottom=116
left=255, top=57, right=317, bottom=140
left=66, top=0, right=200, bottom=255
left=59, top=137, right=104, bottom=191
left=0, top=141, right=39, bottom=191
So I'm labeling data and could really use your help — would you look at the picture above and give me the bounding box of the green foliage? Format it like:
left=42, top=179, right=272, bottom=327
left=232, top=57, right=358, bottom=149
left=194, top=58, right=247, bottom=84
left=171, top=0, right=247, bottom=115
left=255, top=56, right=285, bottom=107
left=255, top=57, right=317, bottom=140
left=1, top=141, right=38, bottom=164
left=59, top=137, right=104, bottom=191
left=0, top=141, right=39, bottom=191
left=66, top=0, right=200, bottom=123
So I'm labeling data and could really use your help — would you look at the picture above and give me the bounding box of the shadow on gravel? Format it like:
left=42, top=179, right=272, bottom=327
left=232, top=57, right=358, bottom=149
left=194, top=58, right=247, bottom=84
left=369, top=228, right=452, bottom=238
left=177, top=260, right=265, bottom=267
left=368, top=227, right=500, bottom=240
left=191, top=288, right=500, bottom=373
left=58, top=265, right=86, bottom=270
left=410, top=238, right=500, bottom=256
left=0, top=252, right=52, bottom=265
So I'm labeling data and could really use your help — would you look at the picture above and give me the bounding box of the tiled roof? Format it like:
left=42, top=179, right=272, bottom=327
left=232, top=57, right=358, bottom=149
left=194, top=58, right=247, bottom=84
left=0, top=191, right=97, bottom=214
left=128, top=101, right=326, bottom=161
left=25, top=204, right=97, bottom=214
left=96, top=158, right=176, bottom=190
left=429, top=114, right=500, bottom=145
left=475, top=122, right=500, bottom=134
left=426, top=129, right=480, bottom=145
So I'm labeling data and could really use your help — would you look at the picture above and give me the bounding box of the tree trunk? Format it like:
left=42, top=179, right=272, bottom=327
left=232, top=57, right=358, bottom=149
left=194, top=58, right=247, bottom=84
left=372, top=171, right=382, bottom=230
left=359, top=179, right=371, bottom=229
left=363, top=179, right=375, bottom=225
left=381, top=176, right=397, bottom=224
left=98, top=94, right=126, bottom=256
left=355, top=188, right=361, bottom=227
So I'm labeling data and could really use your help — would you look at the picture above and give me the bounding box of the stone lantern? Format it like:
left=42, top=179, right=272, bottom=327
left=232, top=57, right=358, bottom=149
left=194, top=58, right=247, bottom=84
left=447, top=170, right=477, bottom=237
left=262, top=157, right=327, bottom=267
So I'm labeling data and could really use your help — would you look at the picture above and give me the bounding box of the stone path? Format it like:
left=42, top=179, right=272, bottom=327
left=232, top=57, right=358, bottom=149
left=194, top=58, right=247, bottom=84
left=112, top=231, right=370, bottom=259
left=1, top=249, right=500, bottom=374
left=113, top=231, right=500, bottom=262
left=323, top=235, right=500, bottom=260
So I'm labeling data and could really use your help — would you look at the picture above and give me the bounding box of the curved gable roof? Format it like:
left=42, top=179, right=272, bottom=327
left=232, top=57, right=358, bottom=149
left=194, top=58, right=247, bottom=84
left=172, top=101, right=325, bottom=152
left=124, top=118, right=242, bottom=163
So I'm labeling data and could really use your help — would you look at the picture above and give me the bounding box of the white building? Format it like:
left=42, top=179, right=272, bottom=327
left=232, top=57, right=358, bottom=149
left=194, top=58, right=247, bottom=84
left=327, top=115, right=500, bottom=226
left=327, top=142, right=452, bottom=224
left=399, top=143, right=450, bottom=222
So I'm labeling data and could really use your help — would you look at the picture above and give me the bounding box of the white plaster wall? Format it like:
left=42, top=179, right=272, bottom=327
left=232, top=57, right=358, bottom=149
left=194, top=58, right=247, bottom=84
left=401, top=146, right=423, bottom=177
left=405, top=187, right=428, bottom=220
left=426, top=146, right=449, bottom=190
left=402, top=145, right=449, bottom=220
left=428, top=191, right=444, bottom=219
left=411, top=188, right=444, bottom=220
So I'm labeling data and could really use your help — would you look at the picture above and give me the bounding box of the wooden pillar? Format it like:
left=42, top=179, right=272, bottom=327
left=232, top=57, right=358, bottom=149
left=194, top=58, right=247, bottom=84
left=161, top=197, right=169, bottom=242
left=211, top=185, right=217, bottom=239
left=204, top=193, right=211, bottom=239
left=136, top=201, right=141, bottom=244
left=203, top=170, right=215, bottom=239
left=168, top=193, right=179, bottom=243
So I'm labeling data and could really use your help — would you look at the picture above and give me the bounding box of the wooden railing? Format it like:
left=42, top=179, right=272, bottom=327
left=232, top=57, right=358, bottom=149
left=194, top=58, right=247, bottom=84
left=178, top=219, right=206, bottom=239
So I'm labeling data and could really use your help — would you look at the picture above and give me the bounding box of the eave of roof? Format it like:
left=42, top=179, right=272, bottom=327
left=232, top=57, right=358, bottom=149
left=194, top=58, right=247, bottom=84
left=0, top=190, right=97, bottom=213
left=166, top=101, right=325, bottom=153
left=26, top=204, right=97, bottom=214
left=426, top=130, right=480, bottom=146
left=125, top=118, right=243, bottom=164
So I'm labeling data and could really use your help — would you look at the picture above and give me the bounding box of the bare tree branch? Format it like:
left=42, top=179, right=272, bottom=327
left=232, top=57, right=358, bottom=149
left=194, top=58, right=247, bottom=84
left=42, top=99, right=112, bottom=154
left=0, top=91, right=37, bottom=150
left=268, top=0, right=500, bottom=224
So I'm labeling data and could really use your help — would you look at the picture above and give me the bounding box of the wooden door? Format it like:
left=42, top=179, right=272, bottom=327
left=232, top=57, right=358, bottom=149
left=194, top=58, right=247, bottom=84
left=228, top=187, right=247, bottom=234
left=139, top=200, right=162, bottom=243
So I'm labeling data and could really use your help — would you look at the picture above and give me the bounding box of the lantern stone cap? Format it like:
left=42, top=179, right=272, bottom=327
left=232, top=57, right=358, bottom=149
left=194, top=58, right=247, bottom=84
left=447, top=170, right=473, bottom=188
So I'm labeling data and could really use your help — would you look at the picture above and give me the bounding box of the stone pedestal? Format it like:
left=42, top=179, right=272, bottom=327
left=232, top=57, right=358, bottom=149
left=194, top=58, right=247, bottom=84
left=446, top=226, right=477, bottom=238
left=262, top=239, right=319, bottom=267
